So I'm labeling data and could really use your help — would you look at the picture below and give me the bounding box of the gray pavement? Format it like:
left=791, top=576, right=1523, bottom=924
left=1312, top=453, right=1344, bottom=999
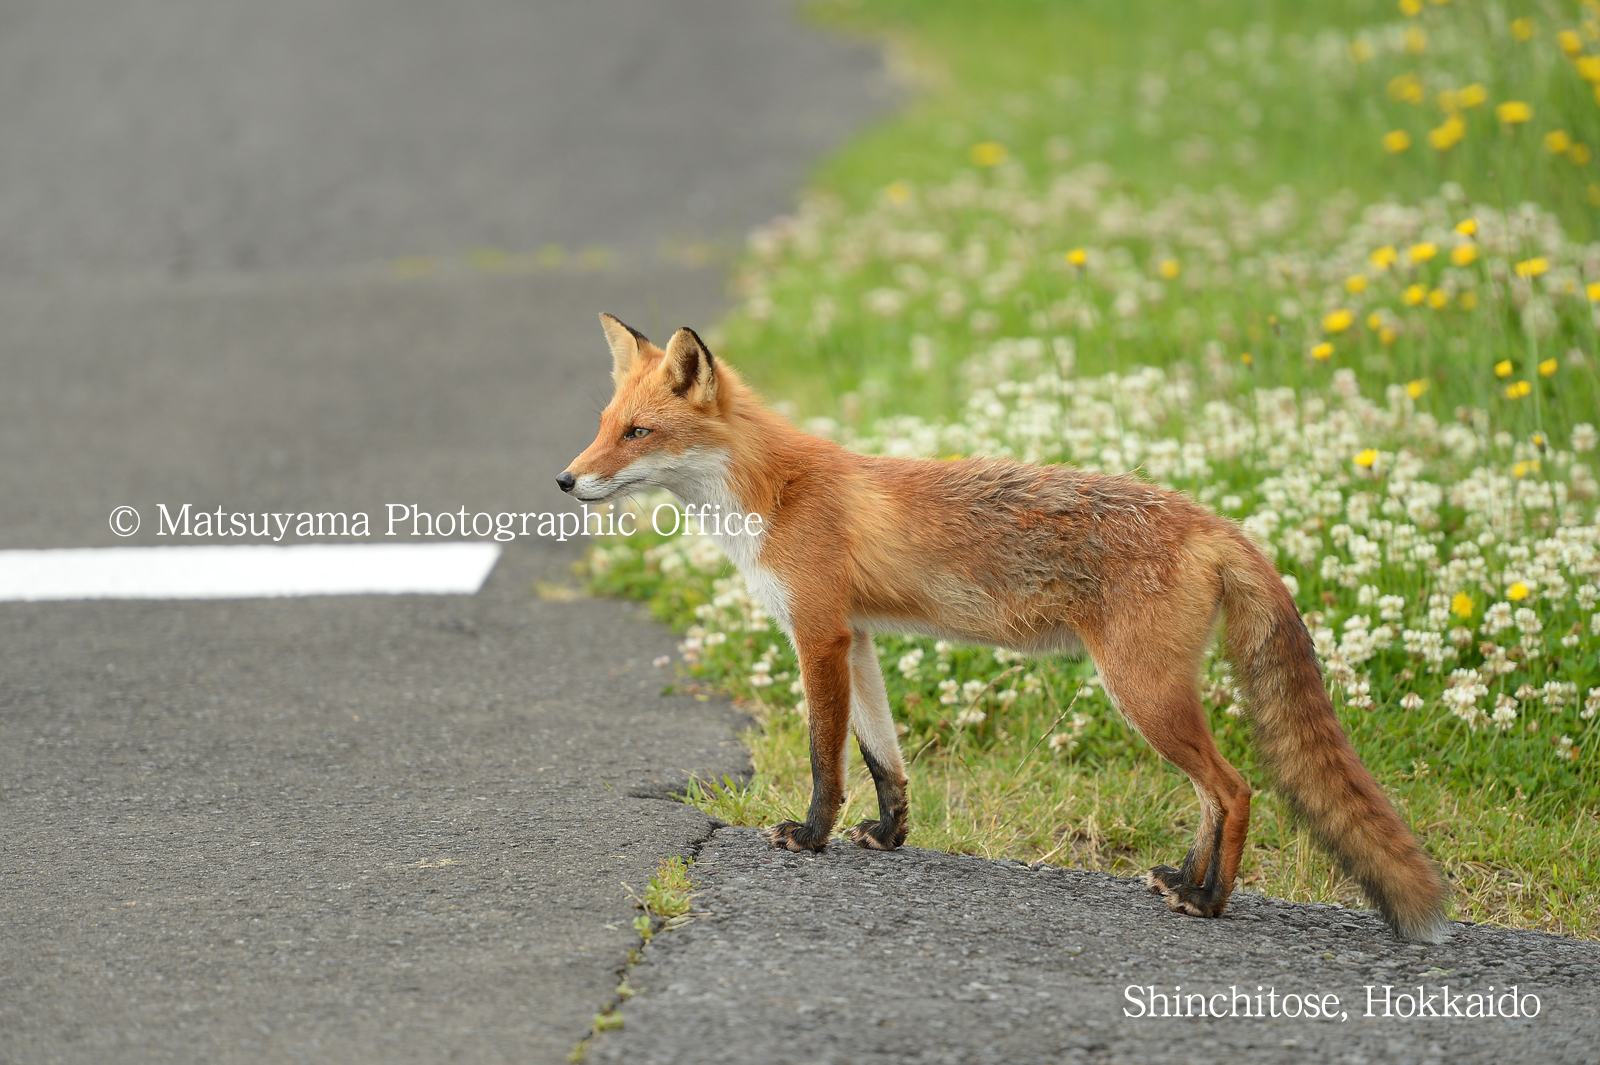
left=594, top=830, right=1600, bottom=1065
left=0, top=0, right=885, bottom=283
left=0, top=1, right=887, bottom=1061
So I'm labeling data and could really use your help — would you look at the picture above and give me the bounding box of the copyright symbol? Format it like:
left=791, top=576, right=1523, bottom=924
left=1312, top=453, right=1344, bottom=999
left=109, top=506, right=140, bottom=537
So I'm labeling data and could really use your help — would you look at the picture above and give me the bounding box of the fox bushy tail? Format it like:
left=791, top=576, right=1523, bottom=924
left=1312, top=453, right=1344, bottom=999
left=1218, top=533, right=1449, bottom=943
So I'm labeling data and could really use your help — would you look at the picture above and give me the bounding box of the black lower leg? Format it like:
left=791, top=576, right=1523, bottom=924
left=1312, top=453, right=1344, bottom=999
left=1158, top=817, right=1231, bottom=917
left=846, top=742, right=908, bottom=849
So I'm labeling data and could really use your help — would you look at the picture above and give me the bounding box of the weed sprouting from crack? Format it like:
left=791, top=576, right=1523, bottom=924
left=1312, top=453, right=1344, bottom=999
left=567, top=854, right=706, bottom=1061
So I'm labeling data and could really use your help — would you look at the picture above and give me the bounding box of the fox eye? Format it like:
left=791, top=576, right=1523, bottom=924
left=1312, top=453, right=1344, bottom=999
left=624, top=426, right=652, bottom=440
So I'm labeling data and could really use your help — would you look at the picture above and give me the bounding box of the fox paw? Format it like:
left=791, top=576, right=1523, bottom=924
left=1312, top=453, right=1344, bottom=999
left=1145, top=865, right=1184, bottom=895
left=843, top=819, right=905, bottom=851
left=760, top=820, right=830, bottom=852
left=1146, top=867, right=1228, bottom=918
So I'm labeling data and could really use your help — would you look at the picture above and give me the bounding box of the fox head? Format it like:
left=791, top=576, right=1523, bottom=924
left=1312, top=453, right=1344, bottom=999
left=557, top=313, right=736, bottom=503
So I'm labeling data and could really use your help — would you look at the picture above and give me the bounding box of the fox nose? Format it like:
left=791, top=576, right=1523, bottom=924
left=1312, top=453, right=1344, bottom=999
left=556, top=471, right=576, bottom=493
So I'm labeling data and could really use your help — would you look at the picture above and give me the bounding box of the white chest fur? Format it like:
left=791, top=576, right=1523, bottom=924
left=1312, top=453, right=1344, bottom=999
left=670, top=457, right=794, bottom=636
left=706, top=495, right=793, bottom=636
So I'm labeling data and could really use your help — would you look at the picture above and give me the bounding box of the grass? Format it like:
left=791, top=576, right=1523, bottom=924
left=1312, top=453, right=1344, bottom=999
left=580, top=0, right=1600, bottom=941
left=569, top=855, right=702, bottom=1061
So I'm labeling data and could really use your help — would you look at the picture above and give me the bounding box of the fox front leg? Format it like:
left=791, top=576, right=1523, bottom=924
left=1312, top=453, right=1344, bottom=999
left=840, top=628, right=909, bottom=850
left=761, top=626, right=852, bottom=852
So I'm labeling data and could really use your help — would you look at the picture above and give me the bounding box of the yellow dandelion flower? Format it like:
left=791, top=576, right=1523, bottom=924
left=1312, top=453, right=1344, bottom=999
left=1380, top=326, right=1398, bottom=344
left=1495, top=359, right=1514, bottom=377
left=1382, top=129, right=1413, bottom=153
left=1311, top=342, right=1334, bottom=361
left=1065, top=247, right=1087, bottom=267
left=1407, top=378, right=1430, bottom=399
left=1323, top=308, right=1354, bottom=333
left=1505, top=379, right=1533, bottom=398
left=1428, top=115, right=1466, bottom=150
left=1408, top=242, right=1438, bottom=263
left=1427, top=288, right=1449, bottom=309
left=1350, top=38, right=1375, bottom=63
left=1437, top=89, right=1458, bottom=112
left=1354, top=448, right=1380, bottom=468
left=1514, top=257, right=1549, bottom=278
left=1399, top=0, right=1422, bottom=14
left=1513, top=460, right=1541, bottom=477
left=885, top=182, right=912, bottom=205
left=1387, top=73, right=1425, bottom=104
left=1451, top=242, right=1478, bottom=266
left=1240, top=352, right=1253, bottom=366
left=1345, top=274, right=1369, bottom=294
left=1157, top=258, right=1181, bottom=280
left=1451, top=592, right=1474, bottom=617
left=1370, top=245, right=1398, bottom=269
left=1455, top=218, right=1478, bottom=235
left=1587, top=281, right=1600, bottom=300
left=1497, top=100, right=1534, bottom=124
left=1510, top=17, right=1536, bottom=42
left=1572, top=143, right=1594, bottom=165
left=1560, top=29, right=1585, bottom=55
left=1459, top=290, right=1480, bottom=310
left=1404, top=284, right=1427, bottom=306
left=1507, top=581, right=1530, bottom=600
left=1404, top=27, right=1428, bottom=54
left=1458, top=83, right=1489, bottom=108
left=1546, top=129, right=1574, bottom=154
left=1366, top=312, right=1383, bottom=330
left=1539, top=357, right=1558, bottom=376
left=1578, top=55, right=1600, bottom=81
left=969, top=141, right=1008, bottom=167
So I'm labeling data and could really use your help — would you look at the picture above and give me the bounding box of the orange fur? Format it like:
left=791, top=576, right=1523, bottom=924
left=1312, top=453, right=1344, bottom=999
left=562, top=315, right=1449, bottom=942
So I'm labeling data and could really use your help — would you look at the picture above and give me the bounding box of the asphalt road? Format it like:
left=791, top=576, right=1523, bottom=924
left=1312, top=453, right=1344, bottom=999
left=593, top=830, right=1600, bottom=1065
left=0, top=1, right=887, bottom=1061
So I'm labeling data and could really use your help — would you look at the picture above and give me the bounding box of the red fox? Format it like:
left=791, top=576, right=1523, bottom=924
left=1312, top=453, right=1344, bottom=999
left=560, top=313, right=1450, bottom=943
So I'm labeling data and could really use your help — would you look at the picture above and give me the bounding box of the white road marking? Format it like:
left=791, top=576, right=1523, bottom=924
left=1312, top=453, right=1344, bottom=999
left=0, top=543, right=501, bottom=601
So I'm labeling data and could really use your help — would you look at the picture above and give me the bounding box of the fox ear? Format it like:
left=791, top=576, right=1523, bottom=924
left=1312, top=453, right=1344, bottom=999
left=599, top=313, right=650, bottom=385
left=661, top=327, right=718, bottom=406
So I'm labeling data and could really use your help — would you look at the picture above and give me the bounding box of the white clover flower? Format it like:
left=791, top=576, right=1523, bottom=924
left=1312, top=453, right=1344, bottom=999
left=1513, top=608, right=1543, bottom=635
left=1378, top=594, right=1407, bottom=621
left=863, top=287, right=908, bottom=318
left=1542, top=681, right=1578, bottom=708
left=1573, top=423, right=1597, bottom=453
left=955, top=707, right=986, bottom=727
left=1492, top=694, right=1519, bottom=731
left=937, top=679, right=961, bottom=705
left=1401, top=692, right=1424, bottom=711
left=898, top=647, right=925, bottom=680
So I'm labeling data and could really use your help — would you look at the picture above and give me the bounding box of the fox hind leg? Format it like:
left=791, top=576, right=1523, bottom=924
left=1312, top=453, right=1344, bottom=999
left=841, top=629, right=909, bottom=850
left=1093, top=646, right=1251, bottom=919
